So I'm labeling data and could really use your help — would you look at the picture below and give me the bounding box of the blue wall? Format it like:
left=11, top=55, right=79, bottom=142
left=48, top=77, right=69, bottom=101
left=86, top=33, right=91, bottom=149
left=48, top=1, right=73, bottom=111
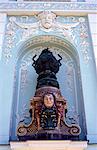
left=0, top=15, right=97, bottom=143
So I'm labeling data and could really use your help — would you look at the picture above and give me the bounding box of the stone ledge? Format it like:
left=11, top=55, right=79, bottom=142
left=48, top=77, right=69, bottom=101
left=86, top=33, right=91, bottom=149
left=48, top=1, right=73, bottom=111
left=10, top=140, right=87, bottom=150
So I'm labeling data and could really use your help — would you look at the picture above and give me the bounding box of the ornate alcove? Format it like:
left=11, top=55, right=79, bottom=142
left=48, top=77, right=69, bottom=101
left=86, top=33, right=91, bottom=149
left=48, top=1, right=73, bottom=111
left=10, top=35, right=86, bottom=140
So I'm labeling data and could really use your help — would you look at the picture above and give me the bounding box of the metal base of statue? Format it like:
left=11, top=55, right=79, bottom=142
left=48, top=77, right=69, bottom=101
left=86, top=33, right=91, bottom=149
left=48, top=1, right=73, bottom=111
left=17, top=48, right=81, bottom=140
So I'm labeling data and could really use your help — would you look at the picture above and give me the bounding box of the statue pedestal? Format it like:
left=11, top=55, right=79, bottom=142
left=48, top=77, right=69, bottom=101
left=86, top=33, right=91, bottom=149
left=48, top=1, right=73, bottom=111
left=10, top=141, right=87, bottom=150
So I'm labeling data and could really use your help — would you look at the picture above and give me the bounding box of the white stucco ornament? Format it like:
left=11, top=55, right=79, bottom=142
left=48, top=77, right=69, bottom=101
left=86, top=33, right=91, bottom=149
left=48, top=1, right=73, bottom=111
left=4, top=13, right=90, bottom=64
left=10, top=11, right=79, bottom=38
left=38, top=11, right=56, bottom=30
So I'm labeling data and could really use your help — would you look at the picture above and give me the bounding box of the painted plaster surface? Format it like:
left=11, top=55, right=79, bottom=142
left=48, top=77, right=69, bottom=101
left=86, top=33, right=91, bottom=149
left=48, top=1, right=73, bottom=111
left=2, top=15, right=90, bottom=134
left=0, top=1, right=97, bottom=144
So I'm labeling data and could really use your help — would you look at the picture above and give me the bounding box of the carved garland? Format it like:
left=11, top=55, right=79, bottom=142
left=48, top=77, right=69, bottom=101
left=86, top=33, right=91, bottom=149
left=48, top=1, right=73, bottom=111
left=3, top=12, right=91, bottom=64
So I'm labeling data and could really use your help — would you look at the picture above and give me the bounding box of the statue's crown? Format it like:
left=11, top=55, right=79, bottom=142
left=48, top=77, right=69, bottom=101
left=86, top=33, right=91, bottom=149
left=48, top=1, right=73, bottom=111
left=32, top=48, right=62, bottom=74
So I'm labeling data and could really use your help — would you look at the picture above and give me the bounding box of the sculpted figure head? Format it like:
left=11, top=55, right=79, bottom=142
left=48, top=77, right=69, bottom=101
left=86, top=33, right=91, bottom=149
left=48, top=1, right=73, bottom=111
left=38, top=11, right=56, bottom=29
left=43, top=93, right=55, bottom=108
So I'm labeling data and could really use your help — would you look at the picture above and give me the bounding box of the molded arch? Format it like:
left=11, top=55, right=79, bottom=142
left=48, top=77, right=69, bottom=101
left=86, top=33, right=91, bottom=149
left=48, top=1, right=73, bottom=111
left=14, top=35, right=80, bottom=65
left=10, top=34, right=87, bottom=141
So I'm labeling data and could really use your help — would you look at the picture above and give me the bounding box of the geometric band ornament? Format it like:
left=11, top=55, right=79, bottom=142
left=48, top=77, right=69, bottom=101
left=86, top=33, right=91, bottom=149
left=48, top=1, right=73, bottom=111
left=17, top=48, right=81, bottom=140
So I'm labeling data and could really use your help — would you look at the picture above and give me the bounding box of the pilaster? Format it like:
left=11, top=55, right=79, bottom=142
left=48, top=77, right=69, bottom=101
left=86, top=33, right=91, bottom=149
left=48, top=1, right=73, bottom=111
left=0, top=13, right=15, bottom=144
left=0, top=13, right=7, bottom=60
left=88, top=14, right=97, bottom=69
left=85, top=13, right=97, bottom=143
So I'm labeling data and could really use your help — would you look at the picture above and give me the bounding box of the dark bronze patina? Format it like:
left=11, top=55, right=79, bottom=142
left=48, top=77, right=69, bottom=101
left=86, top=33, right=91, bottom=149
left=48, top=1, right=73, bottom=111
left=17, top=48, right=81, bottom=140
left=32, top=48, right=62, bottom=89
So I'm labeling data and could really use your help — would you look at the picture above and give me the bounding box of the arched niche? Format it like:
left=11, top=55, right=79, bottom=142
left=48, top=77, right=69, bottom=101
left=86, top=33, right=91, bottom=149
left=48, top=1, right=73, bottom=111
left=10, top=35, right=87, bottom=140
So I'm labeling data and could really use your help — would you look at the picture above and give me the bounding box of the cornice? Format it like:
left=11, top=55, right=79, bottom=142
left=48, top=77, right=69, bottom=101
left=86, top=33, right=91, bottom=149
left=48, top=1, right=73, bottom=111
left=0, top=2, right=97, bottom=15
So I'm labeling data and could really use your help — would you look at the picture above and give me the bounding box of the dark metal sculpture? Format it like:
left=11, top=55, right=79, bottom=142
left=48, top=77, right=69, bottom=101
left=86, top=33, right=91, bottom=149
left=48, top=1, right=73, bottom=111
left=32, top=48, right=62, bottom=89
left=17, top=48, right=81, bottom=140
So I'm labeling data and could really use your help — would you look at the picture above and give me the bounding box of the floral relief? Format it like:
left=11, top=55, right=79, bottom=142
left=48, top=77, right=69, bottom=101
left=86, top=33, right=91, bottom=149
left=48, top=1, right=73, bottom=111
left=79, top=17, right=91, bottom=63
left=3, top=12, right=91, bottom=64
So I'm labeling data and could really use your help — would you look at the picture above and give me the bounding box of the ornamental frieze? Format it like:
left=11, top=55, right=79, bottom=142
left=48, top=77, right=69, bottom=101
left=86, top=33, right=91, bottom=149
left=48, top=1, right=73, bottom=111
left=0, top=2, right=96, bottom=11
left=3, top=11, right=91, bottom=64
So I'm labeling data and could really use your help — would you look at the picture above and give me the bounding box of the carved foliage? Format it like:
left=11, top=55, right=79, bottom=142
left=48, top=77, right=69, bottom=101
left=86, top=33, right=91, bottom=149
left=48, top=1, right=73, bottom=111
left=3, top=13, right=91, bottom=64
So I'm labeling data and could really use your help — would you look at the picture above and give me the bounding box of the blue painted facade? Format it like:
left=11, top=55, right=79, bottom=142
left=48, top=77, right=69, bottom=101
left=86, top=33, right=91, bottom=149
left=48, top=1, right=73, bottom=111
left=0, top=8, right=97, bottom=144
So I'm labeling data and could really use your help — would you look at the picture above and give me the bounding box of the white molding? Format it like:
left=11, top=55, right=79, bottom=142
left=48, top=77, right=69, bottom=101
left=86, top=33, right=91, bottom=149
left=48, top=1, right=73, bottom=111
left=10, top=141, right=87, bottom=150
left=0, top=2, right=96, bottom=16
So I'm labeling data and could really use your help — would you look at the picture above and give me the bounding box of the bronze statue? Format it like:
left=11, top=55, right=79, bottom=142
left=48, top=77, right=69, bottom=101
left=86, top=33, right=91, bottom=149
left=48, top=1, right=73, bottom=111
left=17, top=48, right=81, bottom=140
left=32, top=48, right=62, bottom=89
